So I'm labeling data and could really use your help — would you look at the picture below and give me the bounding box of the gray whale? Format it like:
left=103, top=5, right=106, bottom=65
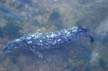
left=3, top=26, right=94, bottom=56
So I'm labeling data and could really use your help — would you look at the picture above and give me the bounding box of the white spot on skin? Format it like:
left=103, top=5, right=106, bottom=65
left=26, top=36, right=32, bottom=40
left=27, top=41, right=32, bottom=44
left=52, top=40, right=57, bottom=45
left=67, top=31, right=70, bottom=35
left=50, top=33, right=56, bottom=38
left=34, top=35, right=39, bottom=39
left=38, top=33, right=42, bottom=36
left=72, top=27, right=78, bottom=32
left=31, top=34, right=35, bottom=37
left=39, top=40, right=42, bottom=43
left=64, top=30, right=68, bottom=33
left=46, top=35, right=50, bottom=38
left=57, top=39, right=61, bottom=42
left=15, top=39, right=21, bottom=42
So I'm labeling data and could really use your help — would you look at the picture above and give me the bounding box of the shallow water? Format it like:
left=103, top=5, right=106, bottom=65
left=0, top=0, right=108, bottom=71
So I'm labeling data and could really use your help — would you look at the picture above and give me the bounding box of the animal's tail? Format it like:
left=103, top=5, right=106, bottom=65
left=77, top=26, right=95, bottom=43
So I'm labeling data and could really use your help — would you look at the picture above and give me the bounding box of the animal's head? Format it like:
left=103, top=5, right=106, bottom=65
left=3, top=41, right=19, bottom=53
left=3, top=38, right=26, bottom=53
left=3, top=38, right=33, bottom=55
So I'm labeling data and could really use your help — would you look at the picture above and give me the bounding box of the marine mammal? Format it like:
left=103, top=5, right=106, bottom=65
left=3, top=26, right=94, bottom=55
